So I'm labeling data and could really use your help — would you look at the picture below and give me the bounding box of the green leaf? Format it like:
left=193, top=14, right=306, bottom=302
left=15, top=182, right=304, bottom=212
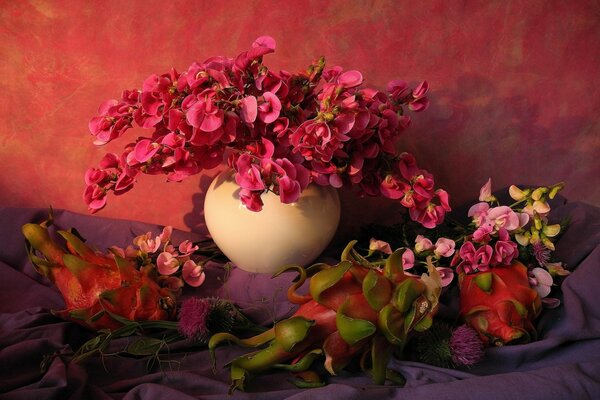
left=473, top=272, right=493, bottom=293
left=371, top=335, right=391, bottom=385
left=125, top=338, right=164, bottom=356
left=309, top=261, right=352, bottom=304
left=274, top=317, right=314, bottom=352
left=384, top=249, right=407, bottom=283
left=273, top=349, right=323, bottom=371
left=378, top=304, right=405, bottom=346
left=362, top=270, right=392, bottom=311
left=392, top=278, right=424, bottom=313
left=336, top=300, right=376, bottom=346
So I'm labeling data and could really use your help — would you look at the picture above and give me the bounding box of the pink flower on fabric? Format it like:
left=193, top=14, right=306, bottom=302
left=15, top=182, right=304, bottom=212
left=133, top=232, right=162, bottom=253
left=159, top=226, right=173, bottom=243
left=182, top=260, right=206, bottom=287
left=414, top=235, right=434, bottom=253
left=157, top=252, right=179, bottom=275
left=434, top=238, right=456, bottom=258
left=178, top=240, right=199, bottom=256
left=369, top=239, right=393, bottom=255
left=528, top=267, right=553, bottom=298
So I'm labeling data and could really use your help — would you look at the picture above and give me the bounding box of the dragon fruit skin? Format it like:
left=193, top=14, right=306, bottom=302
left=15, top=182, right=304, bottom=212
left=22, top=221, right=177, bottom=331
left=209, top=243, right=442, bottom=392
left=459, top=261, right=542, bottom=346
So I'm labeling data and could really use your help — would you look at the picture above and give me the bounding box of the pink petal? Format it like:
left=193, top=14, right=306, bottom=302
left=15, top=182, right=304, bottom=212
left=240, top=96, right=258, bottom=123
left=200, top=110, right=224, bottom=132
left=337, top=70, right=363, bottom=88
left=182, top=260, right=206, bottom=287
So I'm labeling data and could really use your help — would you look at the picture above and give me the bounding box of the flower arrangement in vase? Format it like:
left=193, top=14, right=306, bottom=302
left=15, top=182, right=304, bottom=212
left=84, top=36, right=449, bottom=229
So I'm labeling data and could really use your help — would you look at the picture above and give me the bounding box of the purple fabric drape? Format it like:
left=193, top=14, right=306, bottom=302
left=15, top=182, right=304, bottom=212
left=1, top=204, right=599, bottom=399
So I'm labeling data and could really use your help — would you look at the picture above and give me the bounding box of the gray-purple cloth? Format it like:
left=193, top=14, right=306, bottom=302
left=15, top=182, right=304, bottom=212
left=1, top=204, right=600, bottom=399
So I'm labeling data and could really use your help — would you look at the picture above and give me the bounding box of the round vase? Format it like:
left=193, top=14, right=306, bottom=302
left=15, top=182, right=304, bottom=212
left=204, top=170, right=341, bottom=274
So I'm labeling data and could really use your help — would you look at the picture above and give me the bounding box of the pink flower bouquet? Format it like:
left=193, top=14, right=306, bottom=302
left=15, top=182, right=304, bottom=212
left=84, top=36, right=449, bottom=228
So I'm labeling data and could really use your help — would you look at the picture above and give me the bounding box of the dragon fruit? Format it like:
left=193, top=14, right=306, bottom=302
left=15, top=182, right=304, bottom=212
left=459, top=261, right=542, bottom=346
left=22, top=219, right=177, bottom=331
left=209, top=241, right=442, bottom=392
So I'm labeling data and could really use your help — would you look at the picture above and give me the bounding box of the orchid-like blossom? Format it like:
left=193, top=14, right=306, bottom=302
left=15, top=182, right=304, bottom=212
left=414, top=235, right=434, bottom=253
left=436, top=266, right=454, bottom=287
left=478, top=178, right=496, bottom=202
left=157, top=251, right=180, bottom=275
left=369, top=239, right=392, bottom=255
left=182, top=260, right=206, bottom=287
left=402, top=248, right=415, bottom=270
left=455, top=242, right=493, bottom=274
left=528, top=267, right=553, bottom=298
left=133, top=232, right=162, bottom=253
left=178, top=240, right=199, bottom=256
left=434, top=238, right=456, bottom=258
left=493, top=229, right=518, bottom=266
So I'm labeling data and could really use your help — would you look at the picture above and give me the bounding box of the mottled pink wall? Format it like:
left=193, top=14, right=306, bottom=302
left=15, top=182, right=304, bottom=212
left=1, top=0, right=599, bottom=236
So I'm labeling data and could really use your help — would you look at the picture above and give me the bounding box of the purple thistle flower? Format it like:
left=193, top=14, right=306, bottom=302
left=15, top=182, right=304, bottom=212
left=449, top=324, right=485, bottom=366
left=532, top=241, right=550, bottom=267
left=178, top=297, right=211, bottom=340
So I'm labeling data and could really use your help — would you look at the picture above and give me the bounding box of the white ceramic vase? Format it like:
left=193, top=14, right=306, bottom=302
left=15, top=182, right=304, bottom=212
left=204, top=170, right=341, bottom=274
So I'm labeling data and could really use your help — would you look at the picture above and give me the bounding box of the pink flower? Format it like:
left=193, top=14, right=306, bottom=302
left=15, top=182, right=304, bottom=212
left=478, top=178, right=496, bottom=202
left=434, top=238, right=456, bottom=258
left=528, top=267, right=553, bottom=298
left=414, top=235, right=434, bottom=253
left=257, top=92, right=282, bottom=123
left=178, top=297, right=211, bottom=339
left=178, top=240, right=199, bottom=256
left=402, top=248, right=415, bottom=270
left=468, top=202, right=490, bottom=227
left=380, top=174, right=410, bottom=200
left=493, top=229, right=518, bottom=266
left=182, top=260, right=206, bottom=287
left=486, top=206, right=521, bottom=232
left=157, top=251, right=179, bottom=275
left=278, top=175, right=301, bottom=203
left=240, top=96, right=258, bottom=123
left=133, top=232, right=162, bottom=253
left=369, top=239, right=392, bottom=255
left=235, top=154, right=265, bottom=191
left=239, top=188, right=263, bottom=212
left=437, top=267, right=455, bottom=287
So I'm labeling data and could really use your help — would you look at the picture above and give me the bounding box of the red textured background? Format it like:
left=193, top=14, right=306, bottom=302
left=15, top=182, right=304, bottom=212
left=1, top=0, right=599, bottom=236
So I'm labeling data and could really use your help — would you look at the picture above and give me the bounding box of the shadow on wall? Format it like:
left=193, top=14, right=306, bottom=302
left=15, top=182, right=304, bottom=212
left=407, top=72, right=595, bottom=209
left=183, top=172, right=220, bottom=234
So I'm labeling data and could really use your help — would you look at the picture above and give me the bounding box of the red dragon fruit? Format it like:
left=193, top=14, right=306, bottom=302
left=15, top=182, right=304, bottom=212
left=22, top=219, right=177, bottom=331
left=459, top=261, right=542, bottom=346
left=209, top=241, right=442, bottom=392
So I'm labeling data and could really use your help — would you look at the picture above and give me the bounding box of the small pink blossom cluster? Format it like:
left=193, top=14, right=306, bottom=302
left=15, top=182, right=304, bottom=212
left=451, top=179, right=565, bottom=289
left=111, top=226, right=208, bottom=291
left=451, top=179, right=529, bottom=274
left=84, top=36, right=449, bottom=228
left=369, top=234, right=456, bottom=287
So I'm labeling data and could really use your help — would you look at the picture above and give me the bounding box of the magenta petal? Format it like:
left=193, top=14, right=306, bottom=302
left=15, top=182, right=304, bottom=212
left=338, top=70, right=363, bottom=88
left=200, top=110, right=224, bottom=132
left=252, top=35, right=276, bottom=51
left=240, top=96, right=258, bottom=123
left=134, top=139, right=160, bottom=163
left=182, top=260, right=206, bottom=287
